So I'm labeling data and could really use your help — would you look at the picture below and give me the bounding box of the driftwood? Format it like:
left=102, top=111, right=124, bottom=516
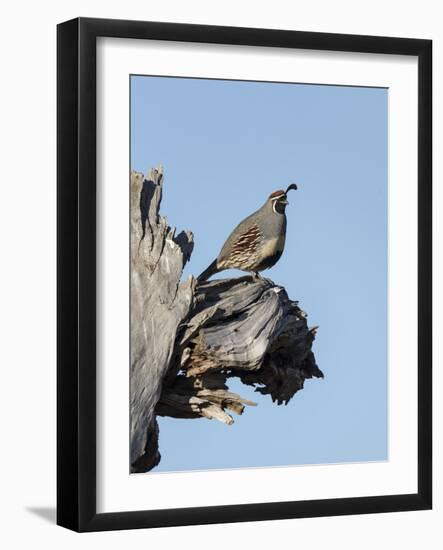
left=131, top=166, right=323, bottom=473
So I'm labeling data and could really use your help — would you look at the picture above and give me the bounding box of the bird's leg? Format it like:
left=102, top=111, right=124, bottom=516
left=253, top=270, right=273, bottom=286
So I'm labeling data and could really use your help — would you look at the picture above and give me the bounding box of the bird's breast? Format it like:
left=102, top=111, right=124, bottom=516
left=260, top=233, right=286, bottom=258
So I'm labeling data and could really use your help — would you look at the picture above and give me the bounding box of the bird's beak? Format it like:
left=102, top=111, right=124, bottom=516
left=281, top=198, right=289, bottom=205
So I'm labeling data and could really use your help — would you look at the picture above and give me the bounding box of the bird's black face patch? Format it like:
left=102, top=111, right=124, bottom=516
left=272, top=197, right=288, bottom=215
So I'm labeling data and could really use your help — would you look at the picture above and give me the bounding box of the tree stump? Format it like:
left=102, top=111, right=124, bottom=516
left=131, top=166, right=323, bottom=472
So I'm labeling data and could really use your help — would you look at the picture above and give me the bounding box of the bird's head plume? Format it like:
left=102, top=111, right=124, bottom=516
left=268, top=183, right=297, bottom=213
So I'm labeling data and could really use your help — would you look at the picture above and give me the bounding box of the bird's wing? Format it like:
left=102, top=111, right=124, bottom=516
left=232, top=223, right=261, bottom=251
left=219, top=223, right=262, bottom=264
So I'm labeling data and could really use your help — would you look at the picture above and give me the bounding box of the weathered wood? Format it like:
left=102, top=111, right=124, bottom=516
left=130, top=166, right=322, bottom=473
left=130, top=166, right=194, bottom=471
left=156, top=372, right=257, bottom=424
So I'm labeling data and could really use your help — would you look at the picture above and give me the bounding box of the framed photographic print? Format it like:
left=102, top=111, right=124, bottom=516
left=57, top=17, right=432, bottom=532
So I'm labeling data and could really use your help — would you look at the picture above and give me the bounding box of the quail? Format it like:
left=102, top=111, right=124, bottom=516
left=197, top=184, right=298, bottom=282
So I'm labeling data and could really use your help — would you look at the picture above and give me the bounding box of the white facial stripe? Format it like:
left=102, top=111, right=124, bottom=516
left=270, top=194, right=286, bottom=201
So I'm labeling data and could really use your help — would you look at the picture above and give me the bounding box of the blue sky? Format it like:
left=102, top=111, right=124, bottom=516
left=131, top=75, right=388, bottom=472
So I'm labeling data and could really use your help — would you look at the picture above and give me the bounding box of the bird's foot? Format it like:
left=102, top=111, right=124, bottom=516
left=252, top=272, right=273, bottom=286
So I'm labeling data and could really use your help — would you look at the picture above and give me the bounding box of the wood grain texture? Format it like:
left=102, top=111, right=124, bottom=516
left=130, top=167, right=322, bottom=472
left=130, top=166, right=194, bottom=471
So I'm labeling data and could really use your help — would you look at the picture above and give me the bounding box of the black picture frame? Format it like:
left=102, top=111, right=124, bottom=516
left=57, top=17, right=432, bottom=532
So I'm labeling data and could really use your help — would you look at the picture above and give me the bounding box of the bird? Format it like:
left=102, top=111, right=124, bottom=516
left=197, top=183, right=298, bottom=282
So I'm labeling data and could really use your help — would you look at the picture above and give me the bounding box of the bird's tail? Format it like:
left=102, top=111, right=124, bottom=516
left=197, top=259, right=220, bottom=282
